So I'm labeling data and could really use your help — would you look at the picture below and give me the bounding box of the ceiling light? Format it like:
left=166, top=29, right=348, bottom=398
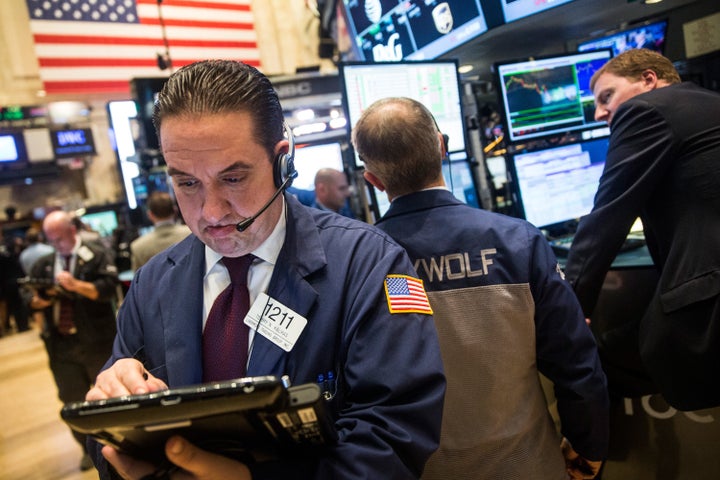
left=458, top=64, right=474, bottom=74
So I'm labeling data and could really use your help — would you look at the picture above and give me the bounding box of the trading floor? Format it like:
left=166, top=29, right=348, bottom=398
left=0, top=328, right=96, bottom=480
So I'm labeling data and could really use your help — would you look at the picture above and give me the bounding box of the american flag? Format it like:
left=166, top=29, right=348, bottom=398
left=25, top=0, right=259, bottom=95
left=384, top=275, right=433, bottom=315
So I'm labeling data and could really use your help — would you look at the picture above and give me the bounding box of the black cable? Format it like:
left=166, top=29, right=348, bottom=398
left=156, top=0, right=173, bottom=71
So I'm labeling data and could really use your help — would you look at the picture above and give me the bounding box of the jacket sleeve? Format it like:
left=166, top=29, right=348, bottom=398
left=531, top=229, right=609, bottom=461
left=319, top=248, right=444, bottom=479
left=565, top=101, right=674, bottom=315
left=250, top=233, right=446, bottom=480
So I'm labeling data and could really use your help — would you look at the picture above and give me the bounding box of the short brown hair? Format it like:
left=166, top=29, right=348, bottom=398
left=147, top=191, right=176, bottom=219
left=590, top=48, right=681, bottom=91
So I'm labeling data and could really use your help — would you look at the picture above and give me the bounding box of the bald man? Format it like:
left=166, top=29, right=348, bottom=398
left=311, top=167, right=355, bottom=218
left=30, top=210, right=120, bottom=471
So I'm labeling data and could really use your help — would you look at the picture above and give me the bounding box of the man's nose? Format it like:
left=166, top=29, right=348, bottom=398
left=594, top=107, right=609, bottom=123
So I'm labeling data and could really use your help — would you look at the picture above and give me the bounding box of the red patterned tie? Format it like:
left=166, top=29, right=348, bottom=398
left=57, top=255, right=77, bottom=335
left=203, top=255, right=254, bottom=382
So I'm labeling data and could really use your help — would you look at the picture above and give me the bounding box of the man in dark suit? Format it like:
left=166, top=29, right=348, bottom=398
left=30, top=210, right=120, bottom=470
left=565, top=49, right=720, bottom=411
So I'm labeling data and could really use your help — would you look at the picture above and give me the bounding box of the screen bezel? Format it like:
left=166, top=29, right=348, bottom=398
left=494, top=49, right=613, bottom=144
left=339, top=58, right=469, bottom=169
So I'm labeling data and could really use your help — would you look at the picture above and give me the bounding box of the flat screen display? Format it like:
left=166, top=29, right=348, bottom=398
left=130, top=77, right=168, bottom=151
left=578, top=19, right=668, bottom=56
left=341, top=0, right=489, bottom=62
left=51, top=128, right=96, bottom=158
left=291, top=142, right=346, bottom=191
left=81, top=209, right=119, bottom=238
left=501, top=0, right=576, bottom=24
left=339, top=59, right=468, bottom=168
left=372, top=159, right=477, bottom=218
left=495, top=49, right=612, bottom=143
left=0, top=132, right=27, bottom=163
left=108, top=100, right=141, bottom=210
left=510, top=136, right=609, bottom=229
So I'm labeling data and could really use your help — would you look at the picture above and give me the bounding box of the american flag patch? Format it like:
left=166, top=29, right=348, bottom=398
left=384, top=275, right=433, bottom=315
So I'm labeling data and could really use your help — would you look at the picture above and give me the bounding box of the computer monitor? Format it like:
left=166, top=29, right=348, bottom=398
left=578, top=19, right=668, bottom=56
left=0, top=131, right=27, bottom=164
left=0, top=130, right=60, bottom=185
left=291, top=141, right=347, bottom=191
left=495, top=49, right=612, bottom=144
left=50, top=128, right=96, bottom=158
left=81, top=209, right=120, bottom=238
left=130, top=77, right=168, bottom=151
left=371, top=159, right=477, bottom=218
left=509, top=136, right=609, bottom=231
left=339, top=59, right=468, bottom=168
left=107, top=100, right=142, bottom=210
left=340, top=0, right=490, bottom=62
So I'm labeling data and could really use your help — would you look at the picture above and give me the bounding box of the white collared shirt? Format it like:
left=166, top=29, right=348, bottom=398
left=54, top=236, right=82, bottom=275
left=202, top=199, right=287, bottom=351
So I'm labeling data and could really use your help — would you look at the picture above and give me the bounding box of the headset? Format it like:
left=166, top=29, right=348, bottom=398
left=274, top=121, right=297, bottom=188
left=236, top=122, right=298, bottom=232
left=441, top=133, right=450, bottom=160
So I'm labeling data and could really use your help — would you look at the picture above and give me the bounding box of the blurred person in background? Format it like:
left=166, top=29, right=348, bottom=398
left=29, top=210, right=120, bottom=471
left=130, top=191, right=190, bottom=270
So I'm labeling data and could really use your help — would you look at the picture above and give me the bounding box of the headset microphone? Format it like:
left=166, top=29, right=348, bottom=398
left=235, top=172, right=297, bottom=232
left=236, top=121, right=297, bottom=232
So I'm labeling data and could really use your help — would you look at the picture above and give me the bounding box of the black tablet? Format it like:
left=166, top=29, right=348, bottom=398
left=60, top=375, right=336, bottom=464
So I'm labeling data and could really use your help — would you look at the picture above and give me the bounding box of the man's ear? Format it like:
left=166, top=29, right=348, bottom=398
left=641, top=69, right=659, bottom=90
left=363, top=170, right=386, bottom=192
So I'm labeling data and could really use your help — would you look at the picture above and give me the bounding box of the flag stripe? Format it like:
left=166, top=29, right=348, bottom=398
left=42, top=80, right=143, bottom=95
left=35, top=45, right=260, bottom=62
left=135, top=0, right=252, bottom=11
left=28, top=0, right=259, bottom=95
left=29, top=21, right=257, bottom=41
left=136, top=4, right=254, bottom=26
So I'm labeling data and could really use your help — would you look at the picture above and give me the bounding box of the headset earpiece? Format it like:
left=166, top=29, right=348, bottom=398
left=274, top=122, right=297, bottom=188
left=441, top=133, right=450, bottom=156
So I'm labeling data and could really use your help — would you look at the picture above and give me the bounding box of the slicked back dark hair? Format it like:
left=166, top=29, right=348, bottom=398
left=152, top=60, right=284, bottom=161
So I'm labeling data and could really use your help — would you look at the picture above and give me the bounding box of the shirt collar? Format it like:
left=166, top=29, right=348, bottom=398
left=204, top=197, right=287, bottom=275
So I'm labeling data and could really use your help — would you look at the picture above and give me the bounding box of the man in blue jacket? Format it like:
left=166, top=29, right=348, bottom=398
left=86, top=61, right=445, bottom=480
left=354, top=97, right=608, bottom=479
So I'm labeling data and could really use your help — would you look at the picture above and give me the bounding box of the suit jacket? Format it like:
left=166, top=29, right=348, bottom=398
left=31, top=239, right=119, bottom=348
left=92, top=194, right=445, bottom=479
left=565, top=82, right=720, bottom=410
left=130, top=222, right=191, bottom=270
